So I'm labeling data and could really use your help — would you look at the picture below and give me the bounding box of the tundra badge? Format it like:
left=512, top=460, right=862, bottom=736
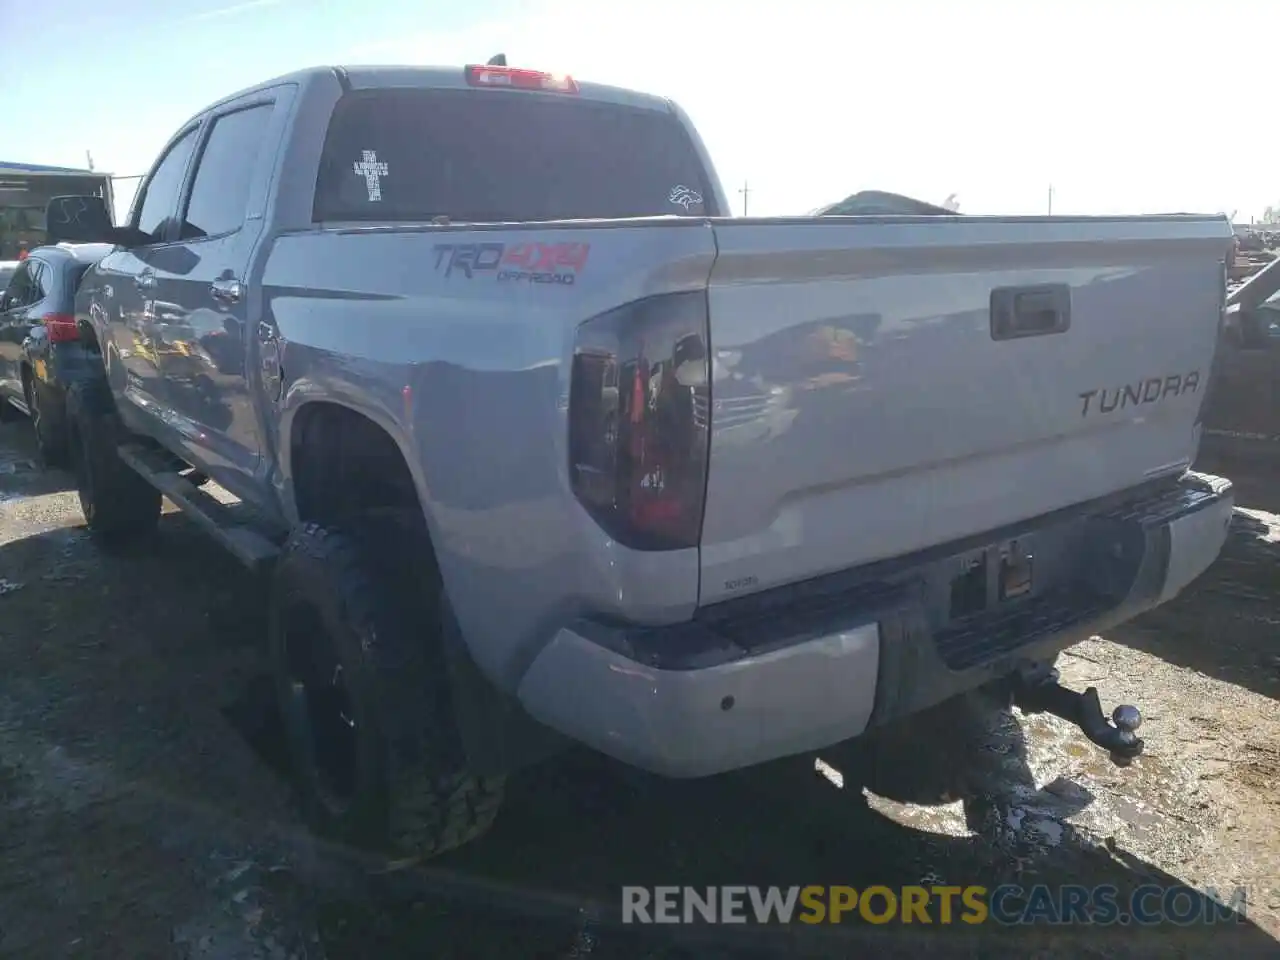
left=1078, top=370, right=1200, bottom=418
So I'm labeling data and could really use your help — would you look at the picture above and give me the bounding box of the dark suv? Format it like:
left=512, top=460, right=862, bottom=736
left=0, top=243, right=113, bottom=465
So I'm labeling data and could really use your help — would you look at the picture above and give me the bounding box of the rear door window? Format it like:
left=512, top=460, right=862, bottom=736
left=182, top=103, right=274, bottom=240
left=314, top=89, right=716, bottom=223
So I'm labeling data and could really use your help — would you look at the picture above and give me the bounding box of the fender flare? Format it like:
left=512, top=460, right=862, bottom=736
left=277, top=377, right=431, bottom=529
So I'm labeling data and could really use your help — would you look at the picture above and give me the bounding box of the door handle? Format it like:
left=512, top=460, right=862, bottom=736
left=134, top=271, right=156, bottom=291
left=211, top=277, right=244, bottom=305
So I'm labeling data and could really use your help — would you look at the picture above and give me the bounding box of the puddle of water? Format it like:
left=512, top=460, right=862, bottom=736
left=868, top=793, right=975, bottom=838
left=858, top=704, right=1214, bottom=872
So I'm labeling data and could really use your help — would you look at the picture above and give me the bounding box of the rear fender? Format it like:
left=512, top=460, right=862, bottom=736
left=278, top=379, right=560, bottom=775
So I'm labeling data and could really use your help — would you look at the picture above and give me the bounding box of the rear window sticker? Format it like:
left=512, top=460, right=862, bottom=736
left=353, top=150, right=389, bottom=202
left=668, top=185, right=703, bottom=211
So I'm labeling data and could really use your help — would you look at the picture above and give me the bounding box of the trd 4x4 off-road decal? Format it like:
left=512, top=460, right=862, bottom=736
left=432, top=241, right=591, bottom=285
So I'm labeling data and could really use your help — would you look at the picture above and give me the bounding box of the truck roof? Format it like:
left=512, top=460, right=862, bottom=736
left=199, top=64, right=676, bottom=118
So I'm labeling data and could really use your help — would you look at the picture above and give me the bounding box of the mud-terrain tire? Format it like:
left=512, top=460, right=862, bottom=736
left=25, top=372, right=69, bottom=468
left=65, top=380, right=161, bottom=549
left=269, top=515, right=504, bottom=859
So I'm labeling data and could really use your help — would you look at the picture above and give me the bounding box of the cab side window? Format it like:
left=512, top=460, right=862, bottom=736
left=181, top=104, right=273, bottom=241
left=134, top=127, right=201, bottom=242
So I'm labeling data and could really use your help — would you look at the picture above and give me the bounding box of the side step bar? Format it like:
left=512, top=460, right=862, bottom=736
left=117, top=444, right=281, bottom=573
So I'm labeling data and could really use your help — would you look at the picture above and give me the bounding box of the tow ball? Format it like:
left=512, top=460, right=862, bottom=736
left=1010, top=668, right=1144, bottom=766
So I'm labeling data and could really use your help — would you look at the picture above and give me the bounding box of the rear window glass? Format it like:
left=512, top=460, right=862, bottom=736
left=313, top=89, right=716, bottom=223
left=65, top=261, right=93, bottom=298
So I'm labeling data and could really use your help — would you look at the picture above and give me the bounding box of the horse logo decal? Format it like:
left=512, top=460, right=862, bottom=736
left=667, top=185, right=704, bottom=211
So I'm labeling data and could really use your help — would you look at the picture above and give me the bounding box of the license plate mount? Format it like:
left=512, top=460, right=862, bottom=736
left=999, top=539, right=1034, bottom=601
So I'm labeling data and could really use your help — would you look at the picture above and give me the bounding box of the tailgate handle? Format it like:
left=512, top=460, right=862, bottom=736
left=990, top=284, right=1071, bottom=341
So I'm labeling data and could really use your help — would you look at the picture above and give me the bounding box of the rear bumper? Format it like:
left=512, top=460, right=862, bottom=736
left=516, top=472, right=1234, bottom=777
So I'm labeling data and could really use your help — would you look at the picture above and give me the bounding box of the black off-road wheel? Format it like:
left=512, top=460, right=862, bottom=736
left=65, top=380, right=161, bottom=549
left=269, top=515, right=504, bottom=859
left=24, top=371, right=69, bottom=468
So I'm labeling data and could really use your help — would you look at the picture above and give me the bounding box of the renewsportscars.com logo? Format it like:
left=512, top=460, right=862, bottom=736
left=621, top=884, right=1250, bottom=926
left=432, top=241, right=590, bottom=285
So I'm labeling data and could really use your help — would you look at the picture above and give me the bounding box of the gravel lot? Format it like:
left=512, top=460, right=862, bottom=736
left=0, top=420, right=1278, bottom=959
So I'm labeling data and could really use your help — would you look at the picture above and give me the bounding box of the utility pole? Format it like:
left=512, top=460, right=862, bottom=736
left=739, top=181, right=750, bottom=217
left=85, top=150, right=95, bottom=172
left=1047, top=184, right=1054, bottom=215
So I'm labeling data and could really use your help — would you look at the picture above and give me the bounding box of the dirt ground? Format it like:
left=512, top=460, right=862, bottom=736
left=1, top=420, right=1279, bottom=958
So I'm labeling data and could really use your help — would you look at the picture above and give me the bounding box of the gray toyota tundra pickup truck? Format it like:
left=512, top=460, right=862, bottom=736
left=45, top=61, right=1236, bottom=860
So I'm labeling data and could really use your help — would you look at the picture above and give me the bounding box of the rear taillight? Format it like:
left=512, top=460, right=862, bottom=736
left=569, top=291, right=710, bottom=551
left=42, top=313, right=79, bottom=343
left=464, top=65, right=579, bottom=94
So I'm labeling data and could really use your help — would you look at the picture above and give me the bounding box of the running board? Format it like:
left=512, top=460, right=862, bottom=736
left=116, top=444, right=280, bottom=573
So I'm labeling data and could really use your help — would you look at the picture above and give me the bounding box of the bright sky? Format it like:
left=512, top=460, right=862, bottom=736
left=0, top=0, right=1264, bottom=221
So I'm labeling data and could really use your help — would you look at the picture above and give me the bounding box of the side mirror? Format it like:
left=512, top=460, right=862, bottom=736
left=45, top=195, right=116, bottom=245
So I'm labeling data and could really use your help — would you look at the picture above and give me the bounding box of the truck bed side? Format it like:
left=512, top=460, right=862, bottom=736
left=262, top=221, right=717, bottom=687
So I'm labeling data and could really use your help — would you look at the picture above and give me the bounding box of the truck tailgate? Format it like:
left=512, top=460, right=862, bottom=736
left=699, top=215, right=1233, bottom=605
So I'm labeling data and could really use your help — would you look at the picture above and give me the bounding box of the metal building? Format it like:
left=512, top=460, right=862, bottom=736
left=0, top=162, right=114, bottom=259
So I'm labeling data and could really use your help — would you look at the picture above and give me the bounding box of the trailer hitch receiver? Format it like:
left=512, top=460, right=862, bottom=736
left=1012, top=668, right=1144, bottom=765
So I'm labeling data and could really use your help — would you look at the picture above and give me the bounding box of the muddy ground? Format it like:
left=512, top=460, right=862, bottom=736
left=1, top=420, right=1279, bottom=958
